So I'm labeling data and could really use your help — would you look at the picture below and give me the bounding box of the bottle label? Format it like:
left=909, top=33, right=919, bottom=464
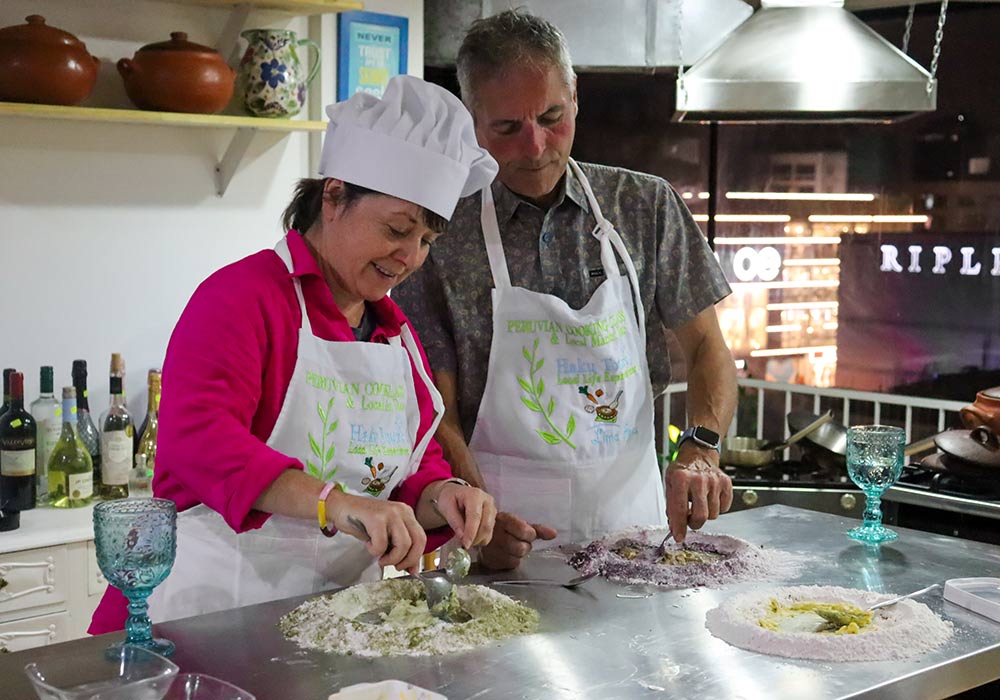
left=1, top=449, right=36, bottom=476
left=68, top=471, right=93, bottom=500
left=101, top=432, right=132, bottom=485
left=37, top=420, right=62, bottom=468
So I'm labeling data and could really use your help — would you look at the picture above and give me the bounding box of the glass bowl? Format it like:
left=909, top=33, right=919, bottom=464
left=24, top=644, right=179, bottom=700
left=163, top=674, right=256, bottom=700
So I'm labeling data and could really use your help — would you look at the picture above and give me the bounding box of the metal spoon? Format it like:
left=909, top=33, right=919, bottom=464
left=867, top=583, right=941, bottom=611
left=493, top=570, right=599, bottom=589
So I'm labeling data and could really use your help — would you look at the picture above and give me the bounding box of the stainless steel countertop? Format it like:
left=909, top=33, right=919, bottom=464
left=4, top=505, right=1000, bottom=700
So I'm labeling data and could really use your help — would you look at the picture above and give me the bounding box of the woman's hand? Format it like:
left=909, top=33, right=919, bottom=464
left=326, top=489, right=426, bottom=574
left=423, top=481, right=496, bottom=550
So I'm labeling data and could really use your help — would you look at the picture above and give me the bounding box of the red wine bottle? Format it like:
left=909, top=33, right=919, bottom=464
left=0, top=371, right=37, bottom=511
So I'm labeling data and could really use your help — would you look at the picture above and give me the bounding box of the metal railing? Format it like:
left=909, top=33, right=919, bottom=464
left=660, top=378, right=968, bottom=456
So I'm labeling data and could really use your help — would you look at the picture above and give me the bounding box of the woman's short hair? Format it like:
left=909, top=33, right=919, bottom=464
left=456, top=9, right=575, bottom=110
left=281, top=179, right=448, bottom=235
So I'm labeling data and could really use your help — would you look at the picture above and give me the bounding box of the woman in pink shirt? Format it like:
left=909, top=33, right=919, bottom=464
left=90, top=76, right=500, bottom=634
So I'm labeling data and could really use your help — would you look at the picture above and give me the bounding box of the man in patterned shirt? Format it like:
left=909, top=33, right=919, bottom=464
left=393, top=9, right=737, bottom=570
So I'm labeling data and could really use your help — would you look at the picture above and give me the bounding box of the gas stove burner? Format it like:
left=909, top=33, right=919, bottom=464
left=723, top=460, right=847, bottom=487
left=900, top=459, right=1000, bottom=502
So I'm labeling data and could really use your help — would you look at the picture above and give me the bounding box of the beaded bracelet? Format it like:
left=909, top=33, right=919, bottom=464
left=317, top=481, right=346, bottom=538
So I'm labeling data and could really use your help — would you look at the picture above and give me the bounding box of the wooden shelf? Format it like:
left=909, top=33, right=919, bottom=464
left=0, top=101, right=326, bottom=132
left=162, top=0, right=363, bottom=14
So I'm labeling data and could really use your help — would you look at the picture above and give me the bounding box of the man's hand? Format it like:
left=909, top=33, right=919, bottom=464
left=477, top=511, right=558, bottom=571
left=665, top=443, right=733, bottom=543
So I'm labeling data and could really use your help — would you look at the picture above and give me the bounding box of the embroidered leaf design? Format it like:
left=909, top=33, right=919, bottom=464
left=316, top=402, right=326, bottom=423
left=566, top=414, right=576, bottom=437
left=521, top=396, right=542, bottom=412
left=306, top=460, right=319, bottom=478
left=517, top=341, right=577, bottom=449
left=327, top=419, right=338, bottom=435
left=537, top=430, right=562, bottom=444
left=309, top=434, right=322, bottom=459
left=325, top=444, right=336, bottom=463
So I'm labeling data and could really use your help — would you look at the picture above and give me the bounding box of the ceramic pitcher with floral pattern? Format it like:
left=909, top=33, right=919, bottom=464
left=238, top=28, right=319, bottom=118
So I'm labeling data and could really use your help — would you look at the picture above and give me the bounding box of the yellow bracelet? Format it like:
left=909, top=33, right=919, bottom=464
left=317, top=481, right=345, bottom=538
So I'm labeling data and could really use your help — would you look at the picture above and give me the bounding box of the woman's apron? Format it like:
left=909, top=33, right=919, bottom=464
left=468, top=158, right=666, bottom=547
left=149, top=238, right=444, bottom=622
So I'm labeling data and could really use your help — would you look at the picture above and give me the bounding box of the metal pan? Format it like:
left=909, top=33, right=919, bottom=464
left=935, top=427, right=1000, bottom=469
left=723, top=411, right=833, bottom=468
left=788, top=410, right=848, bottom=470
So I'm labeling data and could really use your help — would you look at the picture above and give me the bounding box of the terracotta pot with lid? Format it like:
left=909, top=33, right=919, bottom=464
left=117, top=32, right=235, bottom=114
left=960, top=387, right=1000, bottom=434
left=0, top=15, right=100, bottom=105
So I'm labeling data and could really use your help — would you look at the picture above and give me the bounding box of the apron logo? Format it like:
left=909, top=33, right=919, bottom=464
left=517, top=338, right=578, bottom=448
left=362, top=456, right=398, bottom=496
left=589, top=267, right=605, bottom=278
left=578, top=385, right=622, bottom=423
left=306, top=397, right=340, bottom=483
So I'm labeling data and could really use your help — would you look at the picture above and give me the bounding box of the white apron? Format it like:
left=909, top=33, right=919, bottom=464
left=149, top=238, right=444, bottom=622
left=469, top=159, right=666, bottom=547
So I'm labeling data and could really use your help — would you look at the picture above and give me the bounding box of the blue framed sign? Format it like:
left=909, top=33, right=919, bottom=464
left=337, top=11, right=409, bottom=101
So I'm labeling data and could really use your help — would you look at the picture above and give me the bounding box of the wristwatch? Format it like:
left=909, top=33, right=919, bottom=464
left=678, top=426, right=722, bottom=454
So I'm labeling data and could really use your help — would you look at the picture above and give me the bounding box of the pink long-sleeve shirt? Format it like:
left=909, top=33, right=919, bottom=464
left=89, top=230, right=453, bottom=634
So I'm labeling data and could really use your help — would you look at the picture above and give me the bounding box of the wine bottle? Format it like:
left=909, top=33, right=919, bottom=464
left=98, top=353, right=125, bottom=431
left=129, top=453, right=153, bottom=499
left=134, top=369, right=160, bottom=454
left=71, top=360, right=102, bottom=489
left=0, top=367, right=14, bottom=420
left=48, top=387, right=94, bottom=508
left=100, top=374, right=132, bottom=499
left=0, top=371, right=37, bottom=511
left=136, top=370, right=161, bottom=476
left=30, top=366, right=60, bottom=506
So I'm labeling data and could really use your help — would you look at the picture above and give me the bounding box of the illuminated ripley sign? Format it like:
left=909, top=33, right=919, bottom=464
left=880, top=245, right=1000, bottom=276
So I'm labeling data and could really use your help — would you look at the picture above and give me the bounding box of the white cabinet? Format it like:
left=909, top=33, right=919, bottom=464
left=0, top=506, right=101, bottom=651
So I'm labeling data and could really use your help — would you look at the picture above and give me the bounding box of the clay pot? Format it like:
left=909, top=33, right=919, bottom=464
left=117, top=32, right=235, bottom=114
left=0, top=15, right=99, bottom=106
left=960, top=387, right=1000, bottom=434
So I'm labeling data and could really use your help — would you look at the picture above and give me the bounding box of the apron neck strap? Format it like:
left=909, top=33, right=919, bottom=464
left=275, top=238, right=313, bottom=336
left=398, top=323, right=445, bottom=467
left=480, top=185, right=512, bottom=290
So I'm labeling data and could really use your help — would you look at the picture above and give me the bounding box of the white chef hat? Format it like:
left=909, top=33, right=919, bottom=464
left=318, top=76, right=498, bottom=220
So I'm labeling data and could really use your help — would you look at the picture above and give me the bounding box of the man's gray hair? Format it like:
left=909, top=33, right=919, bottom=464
left=456, top=9, right=576, bottom=110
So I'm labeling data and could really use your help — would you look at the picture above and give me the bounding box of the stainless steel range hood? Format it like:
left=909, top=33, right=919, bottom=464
left=674, top=1, right=937, bottom=123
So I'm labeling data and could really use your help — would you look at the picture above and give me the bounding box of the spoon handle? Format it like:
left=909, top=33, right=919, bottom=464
left=867, top=583, right=941, bottom=611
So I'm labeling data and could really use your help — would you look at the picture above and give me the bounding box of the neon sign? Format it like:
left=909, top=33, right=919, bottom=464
left=880, top=245, right=1000, bottom=276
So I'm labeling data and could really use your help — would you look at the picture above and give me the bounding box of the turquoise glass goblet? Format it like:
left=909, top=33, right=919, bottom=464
left=94, top=498, right=177, bottom=656
left=846, top=425, right=905, bottom=544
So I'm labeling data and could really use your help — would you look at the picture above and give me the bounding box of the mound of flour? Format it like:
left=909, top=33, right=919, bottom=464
left=568, top=528, right=805, bottom=587
left=706, top=585, right=953, bottom=661
left=279, top=578, right=539, bottom=657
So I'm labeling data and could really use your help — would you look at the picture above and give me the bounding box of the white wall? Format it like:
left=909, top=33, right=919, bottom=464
left=0, top=0, right=424, bottom=418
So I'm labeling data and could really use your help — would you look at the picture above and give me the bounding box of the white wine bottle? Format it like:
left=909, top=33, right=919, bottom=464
left=136, top=370, right=161, bottom=476
left=30, top=366, right=60, bottom=506
left=100, top=371, right=132, bottom=500
left=48, top=387, right=94, bottom=508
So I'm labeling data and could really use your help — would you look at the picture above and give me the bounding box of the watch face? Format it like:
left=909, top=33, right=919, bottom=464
left=693, top=426, right=721, bottom=447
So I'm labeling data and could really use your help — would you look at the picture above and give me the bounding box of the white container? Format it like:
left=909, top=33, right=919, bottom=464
left=943, top=577, right=1000, bottom=624
left=328, top=680, right=446, bottom=700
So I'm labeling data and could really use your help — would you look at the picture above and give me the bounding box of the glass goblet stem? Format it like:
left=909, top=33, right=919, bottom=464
left=862, top=492, right=884, bottom=528
left=124, top=588, right=154, bottom=646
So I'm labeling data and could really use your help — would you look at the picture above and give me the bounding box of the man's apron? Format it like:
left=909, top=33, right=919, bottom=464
left=149, top=238, right=443, bottom=621
left=468, top=159, right=666, bottom=546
